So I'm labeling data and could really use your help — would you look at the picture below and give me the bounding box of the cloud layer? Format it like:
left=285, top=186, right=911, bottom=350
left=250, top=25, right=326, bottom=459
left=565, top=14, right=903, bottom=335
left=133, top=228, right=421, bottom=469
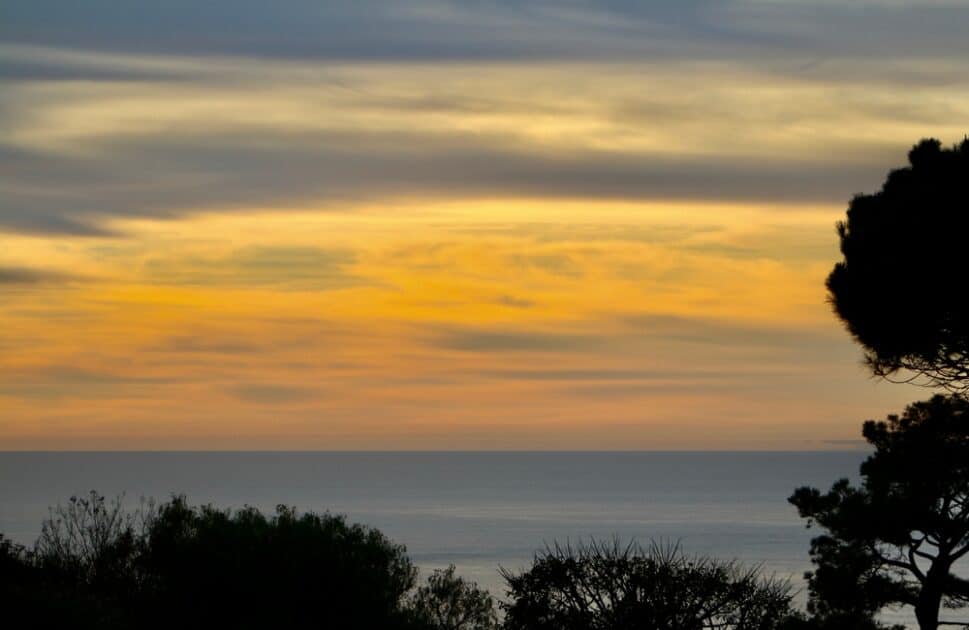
left=5, top=1, right=969, bottom=62
left=2, top=0, right=969, bottom=236
left=0, top=1, right=960, bottom=448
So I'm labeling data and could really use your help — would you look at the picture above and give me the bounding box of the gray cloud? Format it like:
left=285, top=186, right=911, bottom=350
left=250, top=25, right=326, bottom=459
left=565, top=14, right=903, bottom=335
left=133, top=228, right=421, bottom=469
left=3, top=1, right=967, bottom=63
left=477, top=368, right=733, bottom=381
left=140, top=246, right=361, bottom=290
left=154, top=336, right=262, bottom=355
left=2, top=1, right=966, bottom=237
left=227, top=384, right=318, bottom=404
left=507, top=253, right=584, bottom=278
left=0, top=2, right=774, bottom=63
left=496, top=295, right=535, bottom=309
left=420, top=313, right=858, bottom=363
left=612, top=312, right=868, bottom=370
left=0, top=56, right=194, bottom=83
left=443, top=223, right=725, bottom=245
left=0, top=128, right=891, bottom=236
left=619, top=313, right=844, bottom=350
left=0, top=365, right=174, bottom=399
left=566, top=380, right=742, bottom=398
left=0, top=266, right=79, bottom=285
left=431, top=328, right=603, bottom=353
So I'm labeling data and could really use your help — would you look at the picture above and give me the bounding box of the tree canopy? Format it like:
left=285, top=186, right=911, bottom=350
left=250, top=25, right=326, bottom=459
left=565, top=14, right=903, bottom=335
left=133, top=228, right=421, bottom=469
left=790, top=395, right=969, bottom=630
left=408, top=565, right=498, bottom=630
left=500, top=540, right=797, bottom=630
left=5, top=493, right=421, bottom=630
left=826, top=137, right=969, bottom=392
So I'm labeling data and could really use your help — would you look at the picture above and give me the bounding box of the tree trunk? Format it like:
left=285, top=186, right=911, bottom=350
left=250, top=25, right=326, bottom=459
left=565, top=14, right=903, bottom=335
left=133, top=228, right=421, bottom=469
left=914, top=582, right=943, bottom=630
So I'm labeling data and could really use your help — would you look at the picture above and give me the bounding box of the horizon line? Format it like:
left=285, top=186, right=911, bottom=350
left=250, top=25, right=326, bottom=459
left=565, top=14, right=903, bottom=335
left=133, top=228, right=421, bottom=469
left=0, top=448, right=870, bottom=454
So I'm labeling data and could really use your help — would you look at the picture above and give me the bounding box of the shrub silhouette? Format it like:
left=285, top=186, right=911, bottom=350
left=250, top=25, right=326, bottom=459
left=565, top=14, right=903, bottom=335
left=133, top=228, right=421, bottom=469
left=1, top=493, right=150, bottom=628
left=2, top=493, right=422, bottom=630
left=139, top=497, right=419, bottom=629
left=790, top=395, right=969, bottom=630
left=34, top=492, right=148, bottom=599
left=827, top=137, right=969, bottom=392
left=500, top=539, right=797, bottom=630
left=408, top=564, right=498, bottom=630
left=0, top=535, right=41, bottom=613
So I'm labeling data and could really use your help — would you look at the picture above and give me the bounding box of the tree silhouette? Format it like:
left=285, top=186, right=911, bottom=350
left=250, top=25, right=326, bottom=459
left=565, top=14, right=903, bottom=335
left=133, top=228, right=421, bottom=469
left=33, top=492, right=149, bottom=593
left=2, top=494, right=425, bottom=630
left=408, top=565, right=498, bottom=630
left=826, top=138, right=969, bottom=392
left=0, top=535, right=39, bottom=614
left=790, top=395, right=969, bottom=630
left=500, top=540, right=797, bottom=630
left=139, top=497, right=419, bottom=629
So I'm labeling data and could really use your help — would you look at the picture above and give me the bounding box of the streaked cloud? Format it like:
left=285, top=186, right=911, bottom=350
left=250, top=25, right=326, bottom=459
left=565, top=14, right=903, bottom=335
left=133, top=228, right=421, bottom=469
left=0, top=365, right=175, bottom=400
left=4, top=1, right=968, bottom=63
left=141, top=246, right=361, bottom=290
left=2, top=39, right=968, bottom=236
left=153, top=336, right=262, bottom=355
left=0, top=266, right=78, bottom=285
left=0, top=0, right=959, bottom=449
left=495, top=295, right=535, bottom=309
left=431, top=328, right=603, bottom=353
left=227, top=384, right=319, bottom=405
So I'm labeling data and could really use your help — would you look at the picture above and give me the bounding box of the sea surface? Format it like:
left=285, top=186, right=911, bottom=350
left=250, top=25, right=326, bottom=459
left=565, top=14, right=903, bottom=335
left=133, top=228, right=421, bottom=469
left=0, top=451, right=936, bottom=626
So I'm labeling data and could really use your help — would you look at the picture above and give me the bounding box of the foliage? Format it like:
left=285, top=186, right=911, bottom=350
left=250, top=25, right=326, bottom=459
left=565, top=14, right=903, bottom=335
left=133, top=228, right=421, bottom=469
left=790, top=395, right=969, bottom=630
left=1, top=492, right=152, bottom=628
left=0, top=533, right=27, bottom=577
left=140, top=497, right=419, bottom=629
left=0, top=533, right=33, bottom=596
left=0, top=535, right=51, bottom=627
left=500, top=539, right=796, bottom=630
left=826, top=137, right=969, bottom=392
left=34, top=491, right=150, bottom=591
left=408, top=564, right=498, bottom=630
left=2, top=493, right=422, bottom=630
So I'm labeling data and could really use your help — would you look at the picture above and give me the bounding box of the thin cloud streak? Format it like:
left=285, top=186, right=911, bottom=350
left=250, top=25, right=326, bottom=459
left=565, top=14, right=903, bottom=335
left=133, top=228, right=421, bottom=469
left=4, top=53, right=968, bottom=235
left=3, top=2, right=968, bottom=62
left=0, top=266, right=81, bottom=285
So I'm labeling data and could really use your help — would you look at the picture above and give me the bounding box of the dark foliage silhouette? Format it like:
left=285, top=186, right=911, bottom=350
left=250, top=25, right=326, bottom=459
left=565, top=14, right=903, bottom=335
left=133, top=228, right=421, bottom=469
left=1, top=492, right=153, bottom=628
left=34, top=492, right=149, bottom=594
left=0, top=535, right=39, bottom=611
left=826, top=137, right=969, bottom=392
left=0, top=534, right=23, bottom=575
left=408, top=564, right=499, bottom=630
left=500, top=539, right=797, bottom=630
left=2, top=493, right=422, bottom=629
left=790, top=395, right=969, bottom=630
left=139, top=497, right=418, bottom=629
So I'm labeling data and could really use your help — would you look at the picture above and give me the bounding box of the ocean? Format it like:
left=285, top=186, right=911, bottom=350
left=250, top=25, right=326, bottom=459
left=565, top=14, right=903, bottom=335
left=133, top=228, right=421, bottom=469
left=0, top=451, right=930, bottom=626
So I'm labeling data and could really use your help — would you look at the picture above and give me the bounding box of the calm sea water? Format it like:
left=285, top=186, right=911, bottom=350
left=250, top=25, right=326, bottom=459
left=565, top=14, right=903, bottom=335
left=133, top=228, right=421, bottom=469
left=0, top=451, right=930, bottom=626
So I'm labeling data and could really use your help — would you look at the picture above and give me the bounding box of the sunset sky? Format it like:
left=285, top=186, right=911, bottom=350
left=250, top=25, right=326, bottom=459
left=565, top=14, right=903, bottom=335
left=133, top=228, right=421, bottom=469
left=2, top=1, right=967, bottom=449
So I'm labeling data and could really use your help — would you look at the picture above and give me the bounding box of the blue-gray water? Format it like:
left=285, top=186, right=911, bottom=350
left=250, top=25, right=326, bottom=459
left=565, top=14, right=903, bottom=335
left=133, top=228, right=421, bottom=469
left=0, top=451, right=854, bottom=590
left=0, top=451, right=932, bottom=626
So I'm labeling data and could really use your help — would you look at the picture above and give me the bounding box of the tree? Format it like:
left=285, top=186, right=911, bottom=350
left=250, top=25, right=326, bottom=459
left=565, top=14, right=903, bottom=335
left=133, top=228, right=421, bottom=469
left=17, top=492, right=150, bottom=629
left=790, top=395, right=969, bottom=630
left=0, top=534, right=33, bottom=600
left=0, top=535, right=53, bottom=629
left=137, top=497, right=419, bottom=629
left=408, top=565, right=498, bottom=630
left=500, top=540, right=796, bottom=630
left=3, top=494, right=426, bottom=630
left=33, top=492, right=149, bottom=590
left=826, top=137, right=969, bottom=392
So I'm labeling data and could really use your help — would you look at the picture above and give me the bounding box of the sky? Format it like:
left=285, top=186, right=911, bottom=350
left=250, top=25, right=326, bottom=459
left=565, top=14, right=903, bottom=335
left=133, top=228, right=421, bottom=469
left=1, top=1, right=967, bottom=450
